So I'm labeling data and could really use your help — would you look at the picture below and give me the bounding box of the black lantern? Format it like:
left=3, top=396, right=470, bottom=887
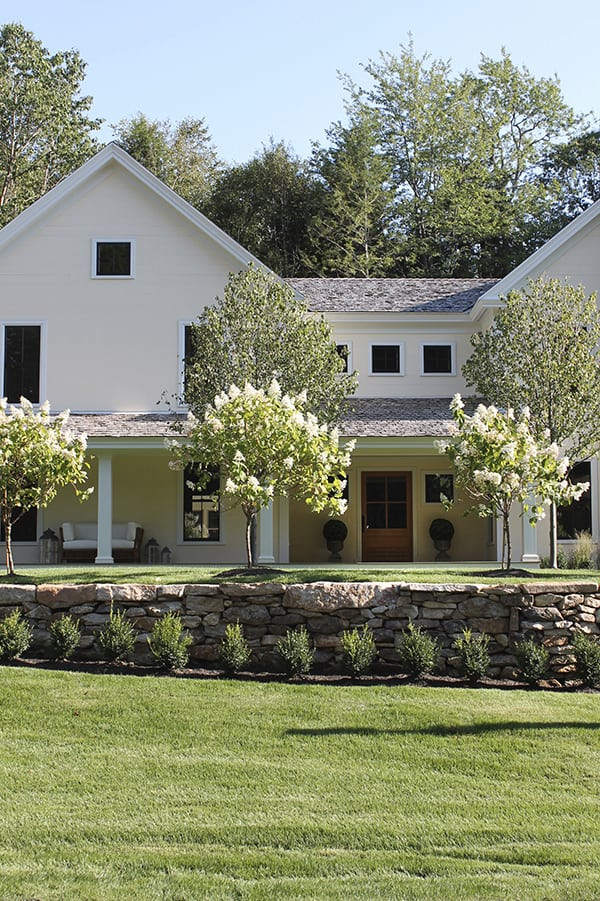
left=39, top=528, right=60, bottom=564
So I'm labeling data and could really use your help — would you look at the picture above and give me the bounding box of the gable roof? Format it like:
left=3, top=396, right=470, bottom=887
left=477, top=197, right=600, bottom=306
left=289, top=278, right=498, bottom=313
left=0, top=143, right=265, bottom=267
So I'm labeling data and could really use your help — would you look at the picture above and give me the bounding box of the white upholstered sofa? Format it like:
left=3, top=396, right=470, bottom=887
left=59, top=522, right=144, bottom=563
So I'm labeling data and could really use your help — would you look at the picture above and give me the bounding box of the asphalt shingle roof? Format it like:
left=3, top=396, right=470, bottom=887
left=340, top=397, right=454, bottom=438
left=66, top=400, right=456, bottom=441
left=289, top=277, right=498, bottom=313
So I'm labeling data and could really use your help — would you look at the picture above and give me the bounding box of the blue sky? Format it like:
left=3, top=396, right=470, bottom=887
left=8, top=0, right=600, bottom=163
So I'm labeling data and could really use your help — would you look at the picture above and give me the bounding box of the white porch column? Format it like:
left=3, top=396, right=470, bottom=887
left=95, top=454, right=114, bottom=564
left=257, top=500, right=276, bottom=564
left=278, top=496, right=290, bottom=564
left=521, top=496, right=540, bottom=565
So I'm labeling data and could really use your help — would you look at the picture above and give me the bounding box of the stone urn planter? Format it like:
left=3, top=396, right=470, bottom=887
left=429, top=518, right=454, bottom=561
left=323, top=519, right=348, bottom=561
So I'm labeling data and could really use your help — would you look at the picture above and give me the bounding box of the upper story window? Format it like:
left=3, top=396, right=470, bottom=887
left=92, top=239, right=134, bottom=278
left=370, top=343, right=404, bottom=375
left=3, top=324, right=42, bottom=403
left=422, top=343, right=454, bottom=375
left=336, top=342, right=353, bottom=374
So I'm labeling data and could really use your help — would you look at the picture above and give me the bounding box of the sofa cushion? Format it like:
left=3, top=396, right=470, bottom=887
left=62, top=539, right=97, bottom=550
left=126, top=521, right=139, bottom=541
left=62, top=522, right=75, bottom=542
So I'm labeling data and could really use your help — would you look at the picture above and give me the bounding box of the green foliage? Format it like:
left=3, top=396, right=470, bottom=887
left=397, top=622, right=439, bottom=677
left=49, top=614, right=81, bottom=660
left=0, top=609, right=33, bottom=661
left=440, top=395, right=582, bottom=570
left=276, top=626, right=314, bottom=676
left=341, top=624, right=378, bottom=676
left=568, top=532, right=597, bottom=570
left=113, top=113, right=222, bottom=207
left=148, top=612, right=192, bottom=671
left=455, top=628, right=491, bottom=684
left=310, top=109, right=395, bottom=277
left=514, top=638, right=550, bottom=685
left=0, top=398, right=91, bottom=574
left=341, top=41, right=580, bottom=276
left=184, top=265, right=357, bottom=425
left=462, top=277, right=600, bottom=568
left=98, top=606, right=135, bottom=663
left=218, top=621, right=252, bottom=674
left=572, top=632, right=600, bottom=687
left=0, top=23, right=100, bottom=227
left=206, top=140, right=323, bottom=276
left=170, top=379, right=353, bottom=568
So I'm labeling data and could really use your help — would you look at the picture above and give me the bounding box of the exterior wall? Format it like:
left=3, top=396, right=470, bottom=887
left=289, top=451, right=496, bottom=563
left=6, top=579, right=599, bottom=679
left=329, top=314, right=475, bottom=398
left=0, top=161, right=243, bottom=412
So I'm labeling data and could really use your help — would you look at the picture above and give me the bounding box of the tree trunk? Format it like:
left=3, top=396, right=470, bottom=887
left=502, top=511, right=511, bottom=571
left=244, top=508, right=257, bottom=569
left=3, top=511, right=14, bottom=576
left=549, top=502, right=558, bottom=568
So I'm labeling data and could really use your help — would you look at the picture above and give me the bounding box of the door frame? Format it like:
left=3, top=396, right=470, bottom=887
left=359, top=469, right=414, bottom=562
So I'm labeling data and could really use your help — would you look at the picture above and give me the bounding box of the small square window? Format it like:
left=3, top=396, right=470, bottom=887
left=425, top=474, right=454, bottom=503
left=371, top=344, right=401, bottom=374
left=94, top=241, right=132, bottom=277
left=423, top=344, right=453, bottom=374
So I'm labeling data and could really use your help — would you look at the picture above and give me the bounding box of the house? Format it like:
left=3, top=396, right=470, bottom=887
left=0, top=143, right=598, bottom=567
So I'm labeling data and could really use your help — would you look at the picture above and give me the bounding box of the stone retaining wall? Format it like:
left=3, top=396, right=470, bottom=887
left=2, top=581, right=599, bottom=678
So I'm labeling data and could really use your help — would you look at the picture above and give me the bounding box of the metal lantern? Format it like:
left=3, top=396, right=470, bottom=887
left=39, top=528, right=60, bottom=564
left=161, top=546, right=172, bottom=564
left=144, top=537, right=160, bottom=564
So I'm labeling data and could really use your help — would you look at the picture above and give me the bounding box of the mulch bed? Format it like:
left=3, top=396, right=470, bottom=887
left=6, top=657, right=597, bottom=691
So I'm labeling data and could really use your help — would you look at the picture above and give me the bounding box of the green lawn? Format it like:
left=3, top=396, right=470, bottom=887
left=0, top=669, right=598, bottom=899
left=2, top=563, right=599, bottom=585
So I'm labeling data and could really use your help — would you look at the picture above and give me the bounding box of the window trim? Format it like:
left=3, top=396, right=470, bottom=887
left=369, top=342, right=405, bottom=376
left=178, top=321, right=193, bottom=403
left=1, top=320, right=47, bottom=404
left=420, top=342, right=456, bottom=376
left=177, top=465, right=224, bottom=545
left=424, top=472, right=454, bottom=504
left=336, top=341, right=353, bottom=375
left=91, top=238, right=136, bottom=279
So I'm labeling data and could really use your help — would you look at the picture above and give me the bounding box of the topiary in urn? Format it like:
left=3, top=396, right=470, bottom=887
left=323, top=519, right=348, bottom=561
left=429, top=518, right=455, bottom=561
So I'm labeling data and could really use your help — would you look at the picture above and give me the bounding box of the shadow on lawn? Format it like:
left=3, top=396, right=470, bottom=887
left=287, top=720, right=600, bottom=738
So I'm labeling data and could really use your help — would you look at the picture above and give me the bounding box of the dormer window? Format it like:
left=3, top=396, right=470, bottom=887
left=92, top=239, right=134, bottom=278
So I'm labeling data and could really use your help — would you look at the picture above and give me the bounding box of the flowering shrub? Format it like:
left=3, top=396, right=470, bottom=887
left=169, top=380, right=354, bottom=567
left=438, top=395, right=586, bottom=570
left=0, top=397, right=92, bottom=573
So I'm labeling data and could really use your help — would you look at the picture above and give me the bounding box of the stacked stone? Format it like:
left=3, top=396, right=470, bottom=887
left=1, top=580, right=599, bottom=678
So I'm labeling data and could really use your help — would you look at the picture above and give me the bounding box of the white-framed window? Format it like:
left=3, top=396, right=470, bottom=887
left=178, top=321, right=195, bottom=401
left=336, top=342, right=353, bottom=374
left=91, top=238, right=135, bottom=278
left=1, top=321, right=46, bottom=404
left=182, top=463, right=221, bottom=542
left=370, top=342, right=405, bottom=375
left=424, top=473, right=454, bottom=504
left=421, top=343, right=455, bottom=375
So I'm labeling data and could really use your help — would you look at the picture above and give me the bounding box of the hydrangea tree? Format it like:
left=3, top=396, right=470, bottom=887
left=169, top=381, right=354, bottom=569
left=0, top=398, right=92, bottom=574
left=438, top=395, right=586, bottom=570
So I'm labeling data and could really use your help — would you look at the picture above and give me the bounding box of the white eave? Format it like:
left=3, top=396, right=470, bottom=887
left=0, top=142, right=267, bottom=270
left=471, top=196, right=600, bottom=319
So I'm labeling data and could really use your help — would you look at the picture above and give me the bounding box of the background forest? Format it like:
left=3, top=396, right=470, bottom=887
left=1, top=22, right=599, bottom=279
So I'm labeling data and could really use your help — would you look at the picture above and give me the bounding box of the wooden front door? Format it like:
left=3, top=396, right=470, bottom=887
left=361, top=472, right=413, bottom=562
